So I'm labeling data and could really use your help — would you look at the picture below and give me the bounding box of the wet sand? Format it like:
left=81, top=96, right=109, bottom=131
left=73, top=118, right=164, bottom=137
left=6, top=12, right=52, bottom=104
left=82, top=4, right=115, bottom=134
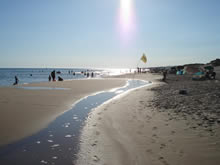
left=77, top=72, right=220, bottom=165
left=0, top=79, right=126, bottom=146
left=0, top=79, right=150, bottom=165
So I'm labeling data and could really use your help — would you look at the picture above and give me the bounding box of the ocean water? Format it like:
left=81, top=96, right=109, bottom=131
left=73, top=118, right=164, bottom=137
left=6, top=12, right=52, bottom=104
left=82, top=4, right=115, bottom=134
left=0, top=68, right=133, bottom=86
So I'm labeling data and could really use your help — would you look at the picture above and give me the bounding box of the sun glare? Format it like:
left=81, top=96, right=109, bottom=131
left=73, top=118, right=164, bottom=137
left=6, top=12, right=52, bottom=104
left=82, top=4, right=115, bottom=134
left=118, top=0, right=136, bottom=41
left=121, top=0, right=132, bottom=21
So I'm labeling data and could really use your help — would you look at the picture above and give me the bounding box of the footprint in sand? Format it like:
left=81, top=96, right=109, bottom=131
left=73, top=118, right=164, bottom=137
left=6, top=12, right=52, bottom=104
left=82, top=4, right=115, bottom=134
left=91, top=142, right=97, bottom=147
left=158, top=156, right=164, bottom=160
left=98, top=112, right=102, bottom=115
left=168, top=139, right=173, bottom=143
left=179, top=150, right=185, bottom=157
left=171, top=130, right=176, bottom=135
left=146, top=115, right=152, bottom=119
left=151, top=138, right=156, bottom=143
left=152, top=134, right=158, bottom=138
left=152, top=126, right=158, bottom=131
left=96, top=131, right=100, bottom=136
left=160, top=143, right=166, bottom=149
left=139, top=100, right=144, bottom=104
left=158, top=156, right=170, bottom=165
left=98, top=117, right=102, bottom=120
left=146, top=149, right=153, bottom=154
left=93, top=155, right=100, bottom=162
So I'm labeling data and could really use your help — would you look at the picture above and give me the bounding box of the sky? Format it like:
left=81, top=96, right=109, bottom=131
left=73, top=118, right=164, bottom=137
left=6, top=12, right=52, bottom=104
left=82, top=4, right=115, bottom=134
left=0, top=0, right=220, bottom=68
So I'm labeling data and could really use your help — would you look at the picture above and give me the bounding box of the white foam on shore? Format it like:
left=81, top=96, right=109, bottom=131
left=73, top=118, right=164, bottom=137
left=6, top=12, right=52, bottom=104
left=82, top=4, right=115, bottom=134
left=115, top=90, right=124, bottom=94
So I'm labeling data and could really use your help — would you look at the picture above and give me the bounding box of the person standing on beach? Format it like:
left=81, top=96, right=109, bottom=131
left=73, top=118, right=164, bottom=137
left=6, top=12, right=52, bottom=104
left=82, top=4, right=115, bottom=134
left=162, top=70, right=167, bottom=81
left=48, top=75, right=51, bottom=81
left=51, top=70, right=56, bottom=81
left=13, top=76, right=19, bottom=85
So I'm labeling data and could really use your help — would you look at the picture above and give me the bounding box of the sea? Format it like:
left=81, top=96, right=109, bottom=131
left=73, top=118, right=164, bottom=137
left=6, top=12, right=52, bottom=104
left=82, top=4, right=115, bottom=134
left=0, top=68, right=133, bottom=86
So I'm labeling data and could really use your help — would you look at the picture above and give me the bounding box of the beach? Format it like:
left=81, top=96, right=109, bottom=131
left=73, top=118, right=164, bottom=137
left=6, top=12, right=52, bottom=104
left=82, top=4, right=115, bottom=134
left=2, top=0, right=219, bottom=164
left=77, top=70, right=220, bottom=165
left=0, top=70, right=220, bottom=165
left=0, top=78, right=126, bottom=146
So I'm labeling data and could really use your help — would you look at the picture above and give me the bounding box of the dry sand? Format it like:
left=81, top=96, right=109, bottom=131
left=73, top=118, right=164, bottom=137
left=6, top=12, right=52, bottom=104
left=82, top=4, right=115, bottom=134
left=77, top=72, right=220, bottom=165
left=0, top=78, right=126, bottom=146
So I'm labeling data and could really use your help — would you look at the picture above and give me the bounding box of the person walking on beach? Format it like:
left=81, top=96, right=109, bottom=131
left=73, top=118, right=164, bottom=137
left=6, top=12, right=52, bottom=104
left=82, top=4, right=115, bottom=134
left=162, top=70, right=167, bottom=81
left=48, top=75, right=51, bottom=81
left=51, top=70, right=56, bottom=81
left=13, top=76, right=19, bottom=85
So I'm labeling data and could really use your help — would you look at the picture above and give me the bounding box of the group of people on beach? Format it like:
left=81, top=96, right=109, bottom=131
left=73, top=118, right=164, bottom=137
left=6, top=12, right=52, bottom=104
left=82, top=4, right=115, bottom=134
left=48, top=70, right=63, bottom=82
left=160, top=67, right=216, bottom=82
left=68, top=70, right=95, bottom=78
left=81, top=71, right=94, bottom=78
left=137, top=67, right=144, bottom=73
left=48, top=70, right=56, bottom=81
left=13, top=70, right=96, bottom=85
left=47, top=70, right=95, bottom=82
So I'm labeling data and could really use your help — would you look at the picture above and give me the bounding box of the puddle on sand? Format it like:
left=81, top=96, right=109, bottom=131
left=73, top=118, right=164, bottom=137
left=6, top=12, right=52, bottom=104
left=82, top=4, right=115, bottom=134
left=0, top=79, right=151, bottom=165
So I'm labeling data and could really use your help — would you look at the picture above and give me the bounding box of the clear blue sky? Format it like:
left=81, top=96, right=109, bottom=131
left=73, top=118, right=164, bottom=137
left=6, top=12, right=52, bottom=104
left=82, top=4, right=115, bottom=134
left=0, top=0, right=219, bottom=68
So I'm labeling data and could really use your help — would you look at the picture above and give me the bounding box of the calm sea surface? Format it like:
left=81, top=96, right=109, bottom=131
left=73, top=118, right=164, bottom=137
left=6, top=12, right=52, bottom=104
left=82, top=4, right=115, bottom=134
left=0, top=68, right=132, bottom=86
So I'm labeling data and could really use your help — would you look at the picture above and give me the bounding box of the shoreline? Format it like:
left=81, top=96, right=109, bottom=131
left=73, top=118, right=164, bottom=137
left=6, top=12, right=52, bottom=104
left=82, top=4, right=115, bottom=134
left=76, top=73, right=163, bottom=164
left=0, top=79, right=152, bottom=165
left=76, top=73, right=220, bottom=165
left=0, top=78, right=127, bottom=146
left=1, top=70, right=220, bottom=164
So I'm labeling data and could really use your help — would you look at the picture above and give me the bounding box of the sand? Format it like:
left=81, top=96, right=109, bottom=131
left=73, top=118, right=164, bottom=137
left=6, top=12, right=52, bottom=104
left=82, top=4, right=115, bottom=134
left=1, top=69, right=220, bottom=165
left=0, top=78, right=126, bottom=146
left=76, top=72, right=220, bottom=165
